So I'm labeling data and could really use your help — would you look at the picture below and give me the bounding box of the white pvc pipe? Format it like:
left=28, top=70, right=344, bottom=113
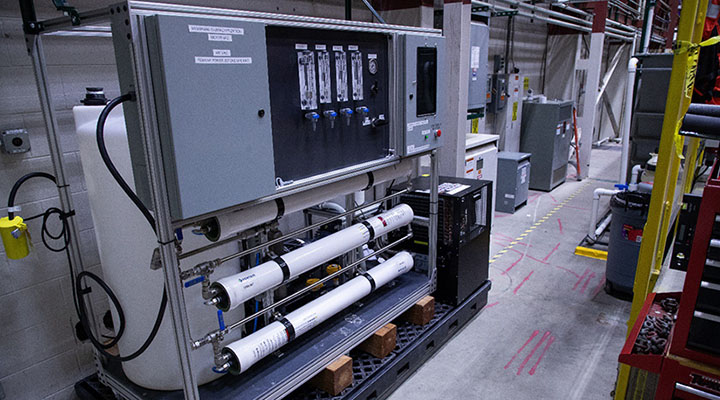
left=203, top=160, right=413, bottom=241
left=588, top=188, right=620, bottom=240
left=630, top=164, right=643, bottom=191
left=222, top=251, right=415, bottom=374
left=211, top=204, right=414, bottom=311
left=642, top=7, right=654, bottom=52
left=620, top=57, right=638, bottom=184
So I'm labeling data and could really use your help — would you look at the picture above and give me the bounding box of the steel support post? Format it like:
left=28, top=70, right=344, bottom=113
left=27, top=33, right=100, bottom=341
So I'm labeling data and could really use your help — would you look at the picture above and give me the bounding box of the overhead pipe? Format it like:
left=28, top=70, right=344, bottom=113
left=209, top=204, right=414, bottom=311
left=620, top=57, right=638, bottom=184
left=220, top=251, right=415, bottom=374
left=196, top=160, right=413, bottom=242
left=472, top=1, right=634, bottom=41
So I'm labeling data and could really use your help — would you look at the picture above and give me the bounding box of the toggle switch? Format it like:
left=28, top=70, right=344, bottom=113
left=323, top=110, right=338, bottom=129
left=340, top=108, right=353, bottom=126
left=305, top=112, right=320, bottom=131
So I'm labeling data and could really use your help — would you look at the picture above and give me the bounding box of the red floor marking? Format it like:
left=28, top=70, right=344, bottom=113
left=484, top=301, right=499, bottom=309
left=590, top=273, right=607, bottom=297
left=528, top=335, right=556, bottom=376
left=557, top=218, right=563, bottom=234
left=494, top=232, right=516, bottom=241
left=513, top=270, right=534, bottom=294
left=580, top=272, right=596, bottom=294
left=505, top=330, right=540, bottom=369
left=528, top=193, right=542, bottom=204
left=554, top=265, right=581, bottom=278
left=548, top=194, right=558, bottom=203
left=517, top=331, right=551, bottom=375
left=573, top=268, right=590, bottom=291
left=542, top=242, right=561, bottom=262
left=503, top=253, right=525, bottom=275
left=494, top=213, right=510, bottom=218
left=525, top=254, right=549, bottom=265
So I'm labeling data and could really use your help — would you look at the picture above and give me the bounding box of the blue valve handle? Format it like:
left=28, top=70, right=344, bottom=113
left=614, top=184, right=629, bottom=191
left=217, top=310, right=226, bottom=331
left=184, top=275, right=205, bottom=288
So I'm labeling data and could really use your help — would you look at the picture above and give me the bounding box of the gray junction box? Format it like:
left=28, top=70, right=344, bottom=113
left=495, top=151, right=531, bottom=214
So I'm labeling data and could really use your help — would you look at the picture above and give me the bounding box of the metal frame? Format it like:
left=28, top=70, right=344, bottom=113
left=614, top=0, right=709, bottom=397
left=24, top=2, right=441, bottom=399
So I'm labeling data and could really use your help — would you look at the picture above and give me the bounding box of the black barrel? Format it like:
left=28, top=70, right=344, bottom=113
left=606, top=191, right=651, bottom=295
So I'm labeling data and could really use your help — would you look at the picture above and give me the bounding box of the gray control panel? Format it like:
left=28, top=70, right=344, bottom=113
left=400, top=34, right=445, bottom=156
left=112, top=12, right=446, bottom=221
left=144, top=15, right=277, bottom=220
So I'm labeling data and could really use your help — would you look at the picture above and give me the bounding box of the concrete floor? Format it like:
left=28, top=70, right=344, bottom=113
left=389, top=144, right=634, bottom=399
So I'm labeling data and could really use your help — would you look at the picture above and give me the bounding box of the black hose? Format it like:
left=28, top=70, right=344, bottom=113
left=7, top=172, right=56, bottom=219
left=96, top=93, right=156, bottom=234
left=90, top=93, right=168, bottom=361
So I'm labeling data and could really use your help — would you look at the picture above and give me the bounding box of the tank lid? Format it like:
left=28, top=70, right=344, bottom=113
left=81, top=87, right=108, bottom=106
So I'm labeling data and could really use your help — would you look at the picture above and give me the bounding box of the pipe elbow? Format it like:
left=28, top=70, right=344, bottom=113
left=628, top=57, right=638, bottom=72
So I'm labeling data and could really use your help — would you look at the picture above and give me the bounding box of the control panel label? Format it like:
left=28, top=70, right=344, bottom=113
left=407, top=119, right=429, bottom=132
left=295, top=43, right=308, bottom=50
left=332, top=45, right=343, bottom=51
left=348, top=45, right=359, bottom=51
left=208, top=34, right=232, bottom=42
left=194, top=56, right=252, bottom=64
left=212, top=49, right=231, bottom=57
left=315, top=44, right=327, bottom=50
left=188, top=25, right=244, bottom=35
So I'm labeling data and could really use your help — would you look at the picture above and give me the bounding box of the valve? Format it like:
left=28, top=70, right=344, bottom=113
left=340, top=108, right=353, bottom=126
left=355, top=106, right=369, bottom=117
left=304, top=112, right=320, bottom=131
left=323, top=110, right=337, bottom=129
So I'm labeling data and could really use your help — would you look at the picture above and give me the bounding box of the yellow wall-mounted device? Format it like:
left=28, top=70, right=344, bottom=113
left=0, top=216, right=30, bottom=259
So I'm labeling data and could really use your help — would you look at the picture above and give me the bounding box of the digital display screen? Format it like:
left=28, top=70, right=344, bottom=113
left=416, top=47, right=437, bottom=117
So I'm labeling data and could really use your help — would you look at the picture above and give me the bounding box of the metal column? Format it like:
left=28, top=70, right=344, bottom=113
left=437, top=0, right=471, bottom=178
left=27, top=34, right=100, bottom=341
left=577, top=1, right=607, bottom=180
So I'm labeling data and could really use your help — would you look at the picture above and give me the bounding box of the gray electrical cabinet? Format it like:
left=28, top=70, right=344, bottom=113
left=520, top=99, right=574, bottom=192
left=113, top=13, right=446, bottom=221
left=496, top=152, right=531, bottom=213
left=468, top=22, right=489, bottom=111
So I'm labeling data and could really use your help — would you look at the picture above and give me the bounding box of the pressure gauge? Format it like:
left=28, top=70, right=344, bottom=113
left=368, top=57, right=378, bottom=75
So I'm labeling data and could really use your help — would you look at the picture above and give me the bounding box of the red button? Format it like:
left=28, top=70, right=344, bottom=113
left=435, top=129, right=442, bottom=137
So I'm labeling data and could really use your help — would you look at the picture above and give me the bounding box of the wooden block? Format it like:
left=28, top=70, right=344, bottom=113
left=358, top=323, right=397, bottom=359
left=310, top=355, right=353, bottom=396
left=401, top=296, right=435, bottom=326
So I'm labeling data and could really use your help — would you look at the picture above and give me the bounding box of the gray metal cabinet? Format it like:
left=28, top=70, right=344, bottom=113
left=496, top=151, right=531, bottom=213
left=520, top=99, right=574, bottom=191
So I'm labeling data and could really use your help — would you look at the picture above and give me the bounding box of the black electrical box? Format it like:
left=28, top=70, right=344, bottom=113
left=392, top=176, right=492, bottom=306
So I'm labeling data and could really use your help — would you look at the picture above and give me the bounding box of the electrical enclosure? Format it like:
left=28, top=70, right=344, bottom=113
left=113, top=14, right=445, bottom=221
left=468, top=22, right=489, bottom=111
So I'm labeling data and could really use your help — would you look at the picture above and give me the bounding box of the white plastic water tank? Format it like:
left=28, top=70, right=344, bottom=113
left=73, top=104, right=244, bottom=390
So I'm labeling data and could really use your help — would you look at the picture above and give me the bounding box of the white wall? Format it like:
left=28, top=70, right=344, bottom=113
left=0, top=2, right=371, bottom=399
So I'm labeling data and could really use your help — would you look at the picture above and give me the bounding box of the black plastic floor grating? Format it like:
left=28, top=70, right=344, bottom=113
left=289, top=302, right=454, bottom=400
